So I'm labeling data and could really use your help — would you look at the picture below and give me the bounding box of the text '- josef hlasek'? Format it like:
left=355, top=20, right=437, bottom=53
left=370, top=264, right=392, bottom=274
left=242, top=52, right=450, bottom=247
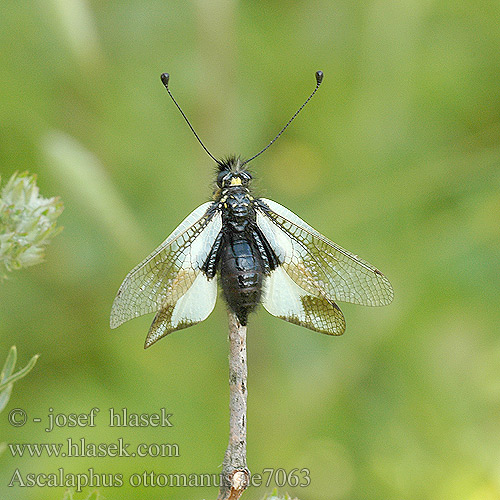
left=8, top=407, right=173, bottom=432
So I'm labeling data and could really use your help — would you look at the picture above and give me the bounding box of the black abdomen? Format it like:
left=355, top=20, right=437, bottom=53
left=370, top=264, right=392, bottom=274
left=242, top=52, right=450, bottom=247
left=219, top=234, right=264, bottom=326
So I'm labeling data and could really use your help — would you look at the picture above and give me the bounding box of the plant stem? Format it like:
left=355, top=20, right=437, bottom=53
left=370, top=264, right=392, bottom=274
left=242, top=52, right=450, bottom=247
left=217, top=311, right=250, bottom=500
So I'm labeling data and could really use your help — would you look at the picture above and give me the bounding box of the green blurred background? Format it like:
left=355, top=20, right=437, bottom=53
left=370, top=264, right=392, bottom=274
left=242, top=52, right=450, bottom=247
left=1, top=0, right=500, bottom=499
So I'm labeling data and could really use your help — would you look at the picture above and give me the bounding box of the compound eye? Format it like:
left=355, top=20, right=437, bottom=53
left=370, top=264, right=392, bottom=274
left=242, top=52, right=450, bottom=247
left=217, top=170, right=230, bottom=187
left=238, top=171, right=252, bottom=185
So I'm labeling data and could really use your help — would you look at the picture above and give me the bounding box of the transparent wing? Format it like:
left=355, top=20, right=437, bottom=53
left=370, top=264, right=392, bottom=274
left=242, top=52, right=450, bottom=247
left=110, top=202, right=222, bottom=338
left=262, top=267, right=346, bottom=335
left=256, top=198, right=394, bottom=307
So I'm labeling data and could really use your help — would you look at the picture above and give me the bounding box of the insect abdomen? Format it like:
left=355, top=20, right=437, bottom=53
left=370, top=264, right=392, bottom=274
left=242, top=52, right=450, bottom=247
left=219, top=234, right=264, bottom=326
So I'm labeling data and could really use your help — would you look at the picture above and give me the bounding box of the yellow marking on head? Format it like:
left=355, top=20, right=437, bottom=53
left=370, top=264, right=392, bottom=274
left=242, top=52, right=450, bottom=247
left=230, top=177, right=242, bottom=186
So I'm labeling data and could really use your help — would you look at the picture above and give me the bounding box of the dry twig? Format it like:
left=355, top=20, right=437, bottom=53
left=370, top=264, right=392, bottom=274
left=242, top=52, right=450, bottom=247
left=217, top=311, right=250, bottom=500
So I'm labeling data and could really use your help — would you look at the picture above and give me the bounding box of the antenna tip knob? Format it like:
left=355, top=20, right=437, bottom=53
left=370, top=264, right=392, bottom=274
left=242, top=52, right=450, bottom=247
left=160, top=73, right=170, bottom=88
left=315, top=70, right=324, bottom=84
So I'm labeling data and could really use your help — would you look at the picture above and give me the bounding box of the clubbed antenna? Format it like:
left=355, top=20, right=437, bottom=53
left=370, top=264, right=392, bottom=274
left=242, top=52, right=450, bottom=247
left=241, top=70, right=324, bottom=167
left=160, top=73, right=219, bottom=164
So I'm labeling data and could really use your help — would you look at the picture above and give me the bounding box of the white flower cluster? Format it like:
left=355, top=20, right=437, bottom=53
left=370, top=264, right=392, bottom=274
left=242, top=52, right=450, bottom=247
left=0, top=172, right=63, bottom=278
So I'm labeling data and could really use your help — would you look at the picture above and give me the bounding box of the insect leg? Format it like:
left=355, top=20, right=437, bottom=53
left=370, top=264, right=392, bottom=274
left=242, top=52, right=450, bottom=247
left=251, top=226, right=280, bottom=273
left=202, top=230, right=224, bottom=278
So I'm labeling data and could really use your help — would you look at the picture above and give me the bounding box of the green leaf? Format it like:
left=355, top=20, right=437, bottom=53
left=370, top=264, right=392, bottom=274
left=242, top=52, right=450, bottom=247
left=0, top=384, right=13, bottom=414
left=0, top=345, right=17, bottom=382
left=0, top=353, right=39, bottom=393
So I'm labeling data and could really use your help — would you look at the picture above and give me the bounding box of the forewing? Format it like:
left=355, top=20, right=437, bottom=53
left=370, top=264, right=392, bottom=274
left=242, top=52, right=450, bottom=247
left=256, top=198, right=393, bottom=307
left=262, top=267, right=346, bottom=335
left=110, top=202, right=222, bottom=330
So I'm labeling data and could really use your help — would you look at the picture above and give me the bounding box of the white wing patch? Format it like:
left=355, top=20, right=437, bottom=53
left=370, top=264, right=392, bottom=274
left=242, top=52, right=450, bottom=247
left=171, top=273, right=217, bottom=325
left=263, top=267, right=308, bottom=317
left=145, top=272, right=217, bottom=348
